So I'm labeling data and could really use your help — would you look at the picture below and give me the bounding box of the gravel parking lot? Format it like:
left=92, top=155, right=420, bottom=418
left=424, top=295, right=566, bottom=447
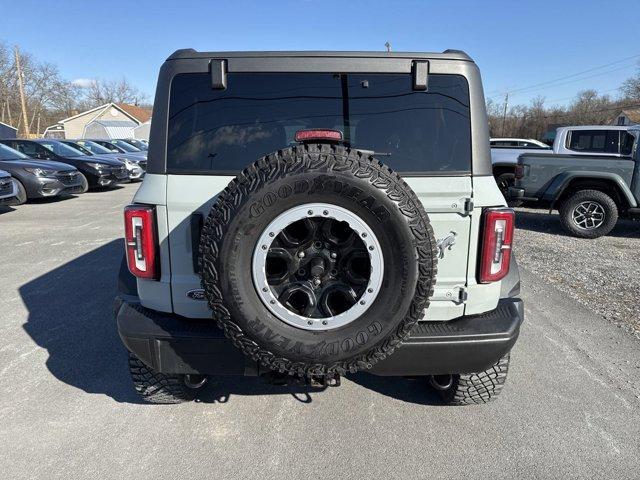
left=514, top=208, right=640, bottom=339
left=1, top=185, right=639, bottom=479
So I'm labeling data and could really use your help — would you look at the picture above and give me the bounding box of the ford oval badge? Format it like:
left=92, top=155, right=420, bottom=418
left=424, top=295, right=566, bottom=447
left=186, top=289, right=206, bottom=301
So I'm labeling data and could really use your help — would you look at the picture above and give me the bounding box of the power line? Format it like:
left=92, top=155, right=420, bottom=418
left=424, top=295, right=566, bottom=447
left=505, top=63, right=637, bottom=97
left=486, top=53, right=640, bottom=99
left=542, top=102, right=640, bottom=119
left=546, top=87, right=621, bottom=105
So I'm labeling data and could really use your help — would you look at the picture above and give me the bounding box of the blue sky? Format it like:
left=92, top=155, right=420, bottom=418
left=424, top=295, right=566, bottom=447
left=1, top=0, right=636, bottom=107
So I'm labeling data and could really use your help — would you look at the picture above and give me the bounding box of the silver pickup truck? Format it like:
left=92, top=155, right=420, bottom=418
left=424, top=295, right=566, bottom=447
left=509, top=126, right=640, bottom=238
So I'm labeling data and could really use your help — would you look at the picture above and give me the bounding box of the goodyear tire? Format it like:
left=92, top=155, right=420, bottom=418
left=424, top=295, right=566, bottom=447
left=199, top=144, right=438, bottom=378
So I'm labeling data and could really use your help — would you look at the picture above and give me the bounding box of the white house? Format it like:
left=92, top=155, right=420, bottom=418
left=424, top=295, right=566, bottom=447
left=610, top=108, right=640, bottom=126
left=43, top=103, right=152, bottom=139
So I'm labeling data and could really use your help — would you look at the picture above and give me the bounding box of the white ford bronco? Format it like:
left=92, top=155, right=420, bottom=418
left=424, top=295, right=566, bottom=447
left=115, top=49, right=523, bottom=405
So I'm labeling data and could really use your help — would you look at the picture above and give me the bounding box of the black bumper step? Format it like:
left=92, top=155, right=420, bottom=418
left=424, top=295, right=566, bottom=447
left=116, top=297, right=523, bottom=377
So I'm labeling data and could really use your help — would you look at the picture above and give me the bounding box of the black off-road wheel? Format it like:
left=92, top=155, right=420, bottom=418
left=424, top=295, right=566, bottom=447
left=558, top=189, right=618, bottom=239
left=128, top=353, right=206, bottom=404
left=198, top=144, right=438, bottom=378
left=431, top=354, right=511, bottom=405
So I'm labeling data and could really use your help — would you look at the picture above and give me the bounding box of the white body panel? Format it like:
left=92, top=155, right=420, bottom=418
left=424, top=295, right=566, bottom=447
left=155, top=174, right=507, bottom=321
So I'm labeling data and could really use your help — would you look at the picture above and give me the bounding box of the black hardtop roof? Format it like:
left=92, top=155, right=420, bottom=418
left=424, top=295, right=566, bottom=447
left=167, top=49, right=473, bottom=62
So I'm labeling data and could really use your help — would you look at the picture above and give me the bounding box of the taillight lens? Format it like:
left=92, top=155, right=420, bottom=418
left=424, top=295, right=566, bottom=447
left=124, top=205, right=158, bottom=279
left=479, top=208, right=514, bottom=283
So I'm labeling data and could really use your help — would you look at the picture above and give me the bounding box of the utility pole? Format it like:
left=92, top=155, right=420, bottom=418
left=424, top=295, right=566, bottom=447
left=15, top=46, right=30, bottom=137
left=500, top=91, right=509, bottom=136
left=385, top=41, right=391, bottom=53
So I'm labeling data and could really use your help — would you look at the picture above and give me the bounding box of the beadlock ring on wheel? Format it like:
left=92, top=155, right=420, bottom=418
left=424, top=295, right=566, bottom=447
left=252, top=203, right=384, bottom=331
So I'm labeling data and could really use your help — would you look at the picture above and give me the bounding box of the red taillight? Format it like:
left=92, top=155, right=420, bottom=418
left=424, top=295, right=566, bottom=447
left=295, top=129, right=343, bottom=142
left=124, top=205, right=158, bottom=280
left=479, top=208, right=514, bottom=283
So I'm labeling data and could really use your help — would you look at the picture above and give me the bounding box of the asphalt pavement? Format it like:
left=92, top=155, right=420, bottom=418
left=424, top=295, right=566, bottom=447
left=1, top=184, right=638, bottom=479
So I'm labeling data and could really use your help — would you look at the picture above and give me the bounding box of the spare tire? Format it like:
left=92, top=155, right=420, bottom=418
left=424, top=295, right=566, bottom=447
left=199, top=143, right=437, bottom=377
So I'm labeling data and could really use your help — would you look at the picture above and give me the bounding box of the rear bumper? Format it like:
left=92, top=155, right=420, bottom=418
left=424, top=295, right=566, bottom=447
left=507, top=186, right=538, bottom=202
left=116, top=297, right=524, bottom=377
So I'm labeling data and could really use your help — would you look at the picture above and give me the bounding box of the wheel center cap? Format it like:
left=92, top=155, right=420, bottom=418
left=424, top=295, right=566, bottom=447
left=309, top=256, right=326, bottom=277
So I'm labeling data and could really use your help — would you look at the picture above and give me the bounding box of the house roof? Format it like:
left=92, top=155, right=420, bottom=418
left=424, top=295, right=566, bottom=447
left=84, top=119, right=138, bottom=139
left=615, top=108, right=640, bottom=124
left=57, top=104, right=109, bottom=124
left=116, top=103, right=152, bottom=123
left=56, top=103, right=151, bottom=126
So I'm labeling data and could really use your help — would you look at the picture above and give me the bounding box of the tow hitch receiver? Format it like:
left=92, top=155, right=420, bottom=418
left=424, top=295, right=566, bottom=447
left=262, top=372, right=341, bottom=388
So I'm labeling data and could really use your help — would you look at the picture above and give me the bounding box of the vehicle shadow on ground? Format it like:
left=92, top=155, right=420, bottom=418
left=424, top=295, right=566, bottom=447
left=515, top=209, right=640, bottom=238
left=84, top=186, right=126, bottom=194
left=19, top=240, right=143, bottom=403
left=197, top=377, right=327, bottom=404
left=348, top=373, right=444, bottom=405
left=18, top=239, right=446, bottom=405
left=0, top=205, right=16, bottom=214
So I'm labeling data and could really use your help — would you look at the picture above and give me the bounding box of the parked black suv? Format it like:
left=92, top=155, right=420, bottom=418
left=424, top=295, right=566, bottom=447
left=0, top=142, right=83, bottom=204
left=0, top=139, right=129, bottom=191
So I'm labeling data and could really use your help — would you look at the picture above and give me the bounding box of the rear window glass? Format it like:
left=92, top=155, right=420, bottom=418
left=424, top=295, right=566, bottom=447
left=167, top=73, right=471, bottom=174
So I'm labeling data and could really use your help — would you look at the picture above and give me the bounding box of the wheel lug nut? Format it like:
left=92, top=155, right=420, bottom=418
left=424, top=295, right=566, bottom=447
left=322, top=320, right=328, bottom=325
left=330, top=252, right=337, bottom=259
left=262, top=245, right=268, bottom=250
left=313, top=278, right=321, bottom=286
left=270, top=300, right=276, bottom=304
left=367, top=288, right=373, bottom=293
left=323, top=210, right=329, bottom=216
left=269, top=232, right=275, bottom=237
left=262, top=287, right=268, bottom=292
left=360, top=300, right=366, bottom=305
left=361, top=232, right=367, bottom=238
left=307, top=320, right=313, bottom=325
left=298, top=251, right=305, bottom=258
left=368, top=246, right=374, bottom=251
left=307, top=210, right=313, bottom=215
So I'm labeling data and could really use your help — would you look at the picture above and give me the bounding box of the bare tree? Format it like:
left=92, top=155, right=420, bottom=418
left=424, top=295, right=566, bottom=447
left=83, top=77, right=147, bottom=106
left=620, top=68, right=640, bottom=101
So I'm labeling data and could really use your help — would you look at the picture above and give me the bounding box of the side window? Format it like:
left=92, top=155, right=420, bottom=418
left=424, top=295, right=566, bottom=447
left=491, top=141, right=518, bottom=148
left=16, top=142, right=38, bottom=156
left=36, top=144, right=53, bottom=158
left=620, top=132, right=635, bottom=156
left=568, top=130, right=619, bottom=154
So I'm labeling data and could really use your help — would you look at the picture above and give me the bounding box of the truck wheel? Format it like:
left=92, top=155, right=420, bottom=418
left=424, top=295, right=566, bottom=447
left=558, top=189, right=618, bottom=239
left=431, top=354, right=510, bottom=405
left=128, top=353, right=204, bottom=404
left=495, top=172, right=514, bottom=196
left=199, top=143, right=438, bottom=378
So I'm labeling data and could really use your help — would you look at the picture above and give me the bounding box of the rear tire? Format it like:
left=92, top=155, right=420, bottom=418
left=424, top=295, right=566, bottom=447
left=495, top=172, right=515, bottom=196
left=128, top=353, right=200, bottom=404
left=558, top=189, right=618, bottom=239
left=434, top=354, right=510, bottom=405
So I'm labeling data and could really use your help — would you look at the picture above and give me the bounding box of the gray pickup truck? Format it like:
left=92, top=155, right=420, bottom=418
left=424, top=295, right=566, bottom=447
left=510, top=126, right=640, bottom=238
